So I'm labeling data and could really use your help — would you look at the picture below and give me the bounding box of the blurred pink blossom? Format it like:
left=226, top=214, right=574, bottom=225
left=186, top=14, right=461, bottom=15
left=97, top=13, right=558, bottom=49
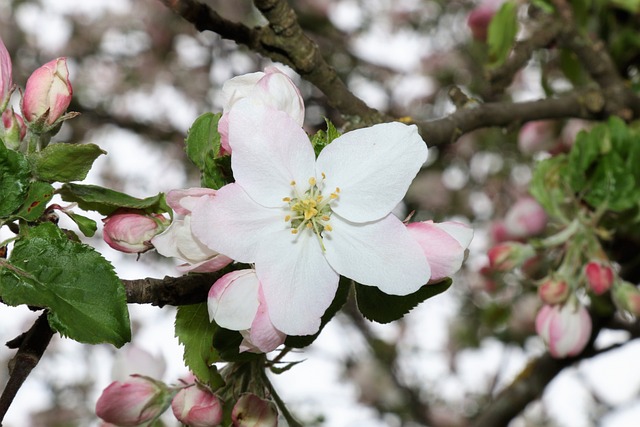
left=504, top=197, right=547, bottom=238
left=585, top=261, right=614, bottom=295
left=537, top=278, right=570, bottom=305
left=535, top=302, right=592, bottom=358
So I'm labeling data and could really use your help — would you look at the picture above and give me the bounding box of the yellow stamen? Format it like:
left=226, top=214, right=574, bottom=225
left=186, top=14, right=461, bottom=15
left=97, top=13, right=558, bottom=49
left=309, top=177, right=317, bottom=186
left=325, top=224, right=333, bottom=232
left=321, top=172, right=326, bottom=179
left=284, top=215, right=291, bottom=222
left=291, top=229, right=298, bottom=234
left=282, top=197, right=291, bottom=202
left=290, top=180, right=296, bottom=186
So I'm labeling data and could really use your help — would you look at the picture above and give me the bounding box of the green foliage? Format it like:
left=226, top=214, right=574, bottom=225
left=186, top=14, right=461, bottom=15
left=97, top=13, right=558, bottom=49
left=529, top=154, right=572, bottom=221
left=310, top=118, right=341, bottom=157
left=487, top=1, right=519, bottom=68
left=28, top=143, right=105, bottom=183
left=355, top=278, right=452, bottom=324
left=65, top=212, right=98, bottom=237
left=0, top=142, right=31, bottom=218
left=0, top=223, right=131, bottom=347
left=285, top=276, right=351, bottom=348
left=58, top=183, right=170, bottom=216
left=610, top=0, right=640, bottom=13
left=185, top=112, right=232, bottom=189
left=175, top=304, right=224, bottom=389
left=14, top=181, right=54, bottom=221
left=568, top=117, right=640, bottom=212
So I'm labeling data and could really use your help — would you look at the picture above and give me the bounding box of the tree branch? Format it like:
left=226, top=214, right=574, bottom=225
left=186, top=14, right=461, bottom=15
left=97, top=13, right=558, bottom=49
left=157, top=0, right=386, bottom=125
left=0, top=313, right=54, bottom=425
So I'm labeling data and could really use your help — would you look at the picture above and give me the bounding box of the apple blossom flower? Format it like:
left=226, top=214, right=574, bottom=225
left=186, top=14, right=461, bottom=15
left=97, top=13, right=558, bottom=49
left=171, top=385, right=223, bottom=427
left=22, top=57, right=72, bottom=126
left=584, top=261, right=614, bottom=295
left=218, top=66, right=304, bottom=155
left=209, top=269, right=285, bottom=353
left=0, top=36, right=12, bottom=109
left=152, top=188, right=233, bottom=273
left=535, top=302, right=592, bottom=358
left=406, top=220, right=474, bottom=282
left=487, top=241, right=535, bottom=271
left=232, top=394, right=278, bottom=427
left=95, top=375, right=171, bottom=426
left=102, top=209, right=169, bottom=254
left=1, top=108, right=26, bottom=149
left=612, top=281, right=640, bottom=316
left=537, top=277, right=570, bottom=305
left=504, top=197, right=547, bottom=238
left=191, top=100, right=430, bottom=335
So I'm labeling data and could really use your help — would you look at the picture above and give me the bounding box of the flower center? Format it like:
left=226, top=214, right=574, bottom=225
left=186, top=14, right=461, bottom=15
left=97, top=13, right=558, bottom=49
left=283, top=174, right=340, bottom=251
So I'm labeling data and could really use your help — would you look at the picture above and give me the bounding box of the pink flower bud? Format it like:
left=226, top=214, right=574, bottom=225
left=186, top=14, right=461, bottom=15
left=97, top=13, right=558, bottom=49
left=218, top=67, right=304, bottom=155
left=517, top=121, right=556, bottom=155
left=504, top=197, right=547, bottom=238
left=538, top=278, right=570, bottom=305
left=0, top=36, right=12, bottom=107
left=535, top=302, right=592, bottom=358
left=171, top=385, right=223, bottom=427
left=1, top=108, right=26, bottom=149
left=584, top=261, right=614, bottom=295
left=612, top=281, right=640, bottom=316
left=96, top=375, right=170, bottom=426
left=103, top=209, right=169, bottom=254
left=487, top=242, right=535, bottom=271
left=22, top=57, right=72, bottom=126
left=232, top=393, right=278, bottom=427
left=467, top=0, right=504, bottom=41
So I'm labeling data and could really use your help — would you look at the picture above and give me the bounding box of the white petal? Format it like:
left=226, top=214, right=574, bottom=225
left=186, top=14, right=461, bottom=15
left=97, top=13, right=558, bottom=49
left=221, top=71, right=264, bottom=110
left=208, top=270, right=260, bottom=330
left=316, top=122, right=428, bottom=222
left=228, top=100, right=316, bottom=207
left=434, top=221, right=474, bottom=249
left=190, top=183, right=286, bottom=263
left=257, top=67, right=305, bottom=126
left=406, top=221, right=465, bottom=282
left=255, top=229, right=339, bottom=335
left=151, top=221, right=183, bottom=259
left=323, top=213, right=431, bottom=295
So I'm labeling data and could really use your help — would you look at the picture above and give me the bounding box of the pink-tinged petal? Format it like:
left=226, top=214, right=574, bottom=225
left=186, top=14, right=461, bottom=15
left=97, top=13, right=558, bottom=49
left=324, top=214, right=431, bottom=295
left=255, top=229, right=339, bottom=335
left=218, top=113, right=231, bottom=155
left=241, top=286, right=286, bottom=353
left=166, top=188, right=217, bottom=215
left=178, top=255, right=233, bottom=274
left=0, top=36, right=12, bottom=104
left=432, top=221, right=474, bottom=249
left=406, top=221, right=469, bottom=281
left=190, top=183, right=286, bottom=263
left=208, top=270, right=260, bottom=330
left=228, top=100, right=315, bottom=207
left=316, top=122, right=428, bottom=222
left=22, top=58, right=72, bottom=125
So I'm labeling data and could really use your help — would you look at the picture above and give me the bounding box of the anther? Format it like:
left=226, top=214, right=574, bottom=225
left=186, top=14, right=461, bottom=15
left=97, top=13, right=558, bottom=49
left=284, top=215, right=291, bottom=222
left=309, top=177, right=317, bottom=186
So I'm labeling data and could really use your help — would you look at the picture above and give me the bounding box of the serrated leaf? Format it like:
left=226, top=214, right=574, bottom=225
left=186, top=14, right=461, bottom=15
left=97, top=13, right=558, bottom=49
left=29, top=143, right=105, bottom=183
left=530, top=155, right=572, bottom=220
left=310, top=118, right=341, bottom=157
left=65, top=212, right=98, bottom=237
left=13, top=181, right=54, bottom=221
left=201, top=154, right=232, bottom=190
left=487, top=1, right=519, bottom=68
left=175, top=304, right=224, bottom=389
left=212, top=327, right=261, bottom=362
left=58, top=183, right=169, bottom=215
left=0, top=142, right=31, bottom=217
left=285, top=277, right=351, bottom=348
left=0, top=223, right=131, bottom=347
left=355, top=278, right=452, bottom=324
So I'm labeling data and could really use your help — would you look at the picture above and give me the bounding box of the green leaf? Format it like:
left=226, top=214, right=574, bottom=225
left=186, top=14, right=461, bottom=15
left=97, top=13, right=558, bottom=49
left=355, top=278, right=452, bottom=324
left=65, top=212, right=98, bottom=237
left=58, top=183, right=169, bottom=215
left=184, top=112, right=232, bottom=190
left=310, top=118, right=341, bottom=157
left=611, top=0, right=640, bottom=13
left=0, top=142, right=31, bottom=218
left=175, top=304, right=224, bottom=389
left=529, top=155, right=572, bottom=220
left=285, top=277, right=351, bottom=348
left=29, top=143, right=106, bottom=183
left=0, top=223, right=131, bottom=347
left=487, top=1, right=519, bottom=68
left=13, top=181, right=54, bottom=221
left=531, top=0, right=555, bottom=13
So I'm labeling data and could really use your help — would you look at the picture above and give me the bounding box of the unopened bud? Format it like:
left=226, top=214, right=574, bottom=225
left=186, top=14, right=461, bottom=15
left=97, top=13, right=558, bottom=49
left=535, top=302, right=592, bottom=358
left=232, top=393, right=278, bottom=427
left=538, top=277, right=570, bottom=305
left=1, top=108, right=26, bottom=149
left=612, top=281, right=640, bottom=316
left=584, top=261, right=614, bottom=295
left=102, top=209, right=169, bottom=254
left=487, top=242, right=535, bottom=271
left=0, top=36, right=12, bottom=109
left=171, top=385, right=223, bottom=427
left=22, top=57, right=72, bottom=127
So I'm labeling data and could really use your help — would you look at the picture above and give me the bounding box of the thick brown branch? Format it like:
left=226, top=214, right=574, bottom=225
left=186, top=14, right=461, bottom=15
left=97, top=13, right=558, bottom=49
left=123, top=270, right=224, bottom=306
left=157, top=0, right=385, bottom=125
left=0, top=313, right=54, bottom=425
